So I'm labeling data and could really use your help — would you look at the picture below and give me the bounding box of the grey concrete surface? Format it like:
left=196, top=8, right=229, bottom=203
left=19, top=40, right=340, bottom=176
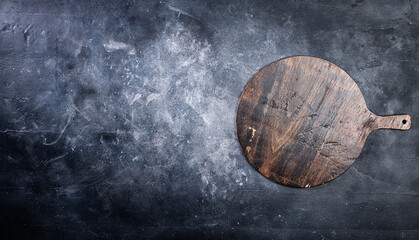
left=0, top=0, right=418, bottom=239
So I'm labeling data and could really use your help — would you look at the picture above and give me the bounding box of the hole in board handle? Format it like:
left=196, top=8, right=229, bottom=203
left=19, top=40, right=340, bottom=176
left=402, top=119, right=407, bottom=124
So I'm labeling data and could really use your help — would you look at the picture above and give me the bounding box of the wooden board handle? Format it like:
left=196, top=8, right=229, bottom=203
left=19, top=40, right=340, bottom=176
left=375, top=115, right=411, bottom=130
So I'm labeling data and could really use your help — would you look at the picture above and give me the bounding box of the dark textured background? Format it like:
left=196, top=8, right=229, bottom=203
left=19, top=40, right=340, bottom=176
left=0, top=0, right=418, bottom=239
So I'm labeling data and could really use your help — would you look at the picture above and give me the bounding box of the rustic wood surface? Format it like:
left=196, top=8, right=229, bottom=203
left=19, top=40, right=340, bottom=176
left=236, top=56, right=411, bottom=188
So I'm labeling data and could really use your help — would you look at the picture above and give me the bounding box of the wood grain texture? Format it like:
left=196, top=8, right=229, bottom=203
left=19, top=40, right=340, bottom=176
left=236, top=56, right=411, bottom=188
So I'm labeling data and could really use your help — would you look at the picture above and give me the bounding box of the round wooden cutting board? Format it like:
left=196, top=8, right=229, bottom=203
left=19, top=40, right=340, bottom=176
left=236, top=56, right=411, bottom=188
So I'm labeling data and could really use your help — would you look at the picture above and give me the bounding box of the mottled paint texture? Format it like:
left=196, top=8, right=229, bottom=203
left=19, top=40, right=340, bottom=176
left=0, top=0, right=418, bottom=239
